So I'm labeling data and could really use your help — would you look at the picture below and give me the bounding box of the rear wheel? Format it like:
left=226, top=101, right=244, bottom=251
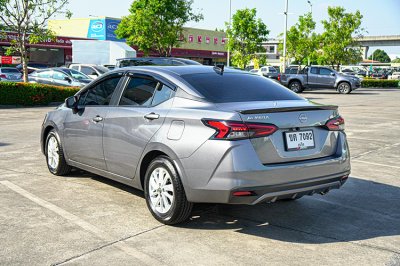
left=337, top=82, right=352, bottom=94
left=288, top=81, right=303, bottom=93
left=45, top=130, right=71, bottom=176
left=144, top=156, right=193, bottom=225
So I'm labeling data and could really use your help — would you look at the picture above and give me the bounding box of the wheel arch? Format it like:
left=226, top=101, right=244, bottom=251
left=41, top=122, right=60, bottom=155
left=136, top=143, right=188, bottom=192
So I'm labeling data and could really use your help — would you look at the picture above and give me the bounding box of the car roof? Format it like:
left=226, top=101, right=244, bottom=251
left=114, top=65, right=246, bottom=76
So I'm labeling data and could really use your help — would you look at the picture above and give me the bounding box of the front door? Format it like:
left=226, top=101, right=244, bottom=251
left=103, top=74, right=175, bottom=178
left=63, top=74, right=123, bottom=170
left=318, top=68, right=336, bottom=88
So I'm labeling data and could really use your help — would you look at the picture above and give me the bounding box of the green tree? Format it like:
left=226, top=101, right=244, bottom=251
left=392, top=57, right=400, bottom=63
left=116, top=0, right=202, bottom=57
left=368, top=49, right=391, bottom=63
left=285, top=13, right=318, bottom=66
left=0, top=0, right=71, bottom=82
left=320, top=6, right=364, bottom=70
left=226, top=8, right=269, bottom=69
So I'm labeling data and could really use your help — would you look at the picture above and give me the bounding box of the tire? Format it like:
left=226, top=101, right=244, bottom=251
left=337, top=82, right=352, bottom=94
left=288, top=81, right=304, bottom=93
left=45, top=129, right=72, bottom=176
left=144, top=156, right=193, bottom=225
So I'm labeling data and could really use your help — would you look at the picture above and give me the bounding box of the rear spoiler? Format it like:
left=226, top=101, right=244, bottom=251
left=239, top=105, right=338, bottom=115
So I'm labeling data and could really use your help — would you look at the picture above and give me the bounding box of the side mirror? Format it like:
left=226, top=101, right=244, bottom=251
left=64, top=76, right=72, bottom=83
left=65, top=95, right=78, bottom=109
left=330, top=72, right=336, bottom=76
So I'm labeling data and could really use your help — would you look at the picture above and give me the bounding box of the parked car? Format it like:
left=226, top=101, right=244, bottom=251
left=103, top=64, right=115, bottom=70
left=29, top=67, right=92, bottom=87
left=69, top=64, right=110, bottom=79
left=280, top=66, right=361, bottom=94
left=0, top=67, right=23, bottom=81
left=388, top=72, right=400, bottom=80
left=371, top=71, right=388, bottom=79
left=16, top=63, right=48, bottom=74
left=116, top=57, right=201, bottom=68
left=41, top=65, right=350, bottom=224
left=257, top=66, right=280, bottom=80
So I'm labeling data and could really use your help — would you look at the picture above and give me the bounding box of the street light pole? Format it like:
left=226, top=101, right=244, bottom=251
left=282, top=0, right=288, bottom=72
left=307, top=0, right=312, bottom=66
left=227, top=0, right=232, bottom=67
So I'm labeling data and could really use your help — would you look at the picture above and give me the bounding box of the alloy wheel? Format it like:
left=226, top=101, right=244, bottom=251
left=148, top=167, right=174, bottom=214
left=47, top=136, right=59, bottom=170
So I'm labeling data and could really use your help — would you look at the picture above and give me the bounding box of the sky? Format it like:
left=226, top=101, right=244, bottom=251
left=55, top=0, right=400, bottom=58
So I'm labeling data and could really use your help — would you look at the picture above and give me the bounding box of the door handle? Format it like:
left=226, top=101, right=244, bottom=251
left=92, top=116, right=103, bottom=123
left=144, top=112, right=160, bottom=120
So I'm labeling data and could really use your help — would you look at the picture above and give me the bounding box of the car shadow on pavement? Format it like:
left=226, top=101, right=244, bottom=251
left=302, top=91, right=379, bottom=95
left=182, top=177, right=400, bottom=244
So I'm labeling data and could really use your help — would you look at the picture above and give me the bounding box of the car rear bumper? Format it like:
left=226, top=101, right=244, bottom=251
left=180, top=133, right=350, bottom=204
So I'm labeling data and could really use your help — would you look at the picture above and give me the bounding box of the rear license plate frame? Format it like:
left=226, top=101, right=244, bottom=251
left=283, top=130, right=315, bottom=151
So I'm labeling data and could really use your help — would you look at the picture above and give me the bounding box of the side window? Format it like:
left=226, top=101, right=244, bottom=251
left=71, top=66, right=79, bottom=70
left=319, top=68, right=333, bottom=75
left=53, top=71, right=68, bottom=80
left=38, top=71, right=52, bottom=78
left=269, top=67, right=277, bottom=73
left=119, top=77, right=158, bottom=106
left=82, top=76, right=122, bottom=106
left=81, top=66, right=95, bottom=75
left=310, top=67, right=319, bottom=74
left=152, top=84, right=174, bottom=106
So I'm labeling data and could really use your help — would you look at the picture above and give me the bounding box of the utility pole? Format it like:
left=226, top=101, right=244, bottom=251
left=282, top=0, right=288, bottom=72
left=307, top=0, right=312, bottom=66
left=227, top=0, right=232, bottom=67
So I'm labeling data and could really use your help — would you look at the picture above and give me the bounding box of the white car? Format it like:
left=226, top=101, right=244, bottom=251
left=388, top=72, right=400, bottom=80
left=69, top=64, right=110, bottom=79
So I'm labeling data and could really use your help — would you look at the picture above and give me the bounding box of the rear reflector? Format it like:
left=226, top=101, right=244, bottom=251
left=203, top=120, right=278, bottom=140
left=232, top=191, right=254, bottom=197
left=325, top=116, right=345, bottom=131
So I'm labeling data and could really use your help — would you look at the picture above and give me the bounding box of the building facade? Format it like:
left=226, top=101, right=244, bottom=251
left=48, top=17, right=228, bottom=65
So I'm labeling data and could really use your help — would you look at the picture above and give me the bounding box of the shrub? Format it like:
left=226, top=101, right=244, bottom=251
left=361, top=79, right=399, bottom=88
left=0, top=82, right=80, bottom=106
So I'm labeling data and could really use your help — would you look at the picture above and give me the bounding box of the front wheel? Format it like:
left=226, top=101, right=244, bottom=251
left=144, top=156, right=193, bottom=225
left=337, top=82, right=352, bottom=94
left=45, top=130, right=71, bottom=175
left=288, top=81, right=304, bottom=93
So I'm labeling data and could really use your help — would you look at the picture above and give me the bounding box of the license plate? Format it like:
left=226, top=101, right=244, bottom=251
left=284, top=130, right=315, bottom=151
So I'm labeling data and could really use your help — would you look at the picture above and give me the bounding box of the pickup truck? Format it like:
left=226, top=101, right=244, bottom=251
left=280, top=66, right=361, bottom=94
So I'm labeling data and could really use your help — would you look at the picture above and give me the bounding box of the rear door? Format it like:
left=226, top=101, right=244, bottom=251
left=102, top=72, right=175, bottom=178
left=318, top=68, right=336, bottom=88
left=307, top=67, right=319, bottom=87
left=63, top=73, right=123, bottom=170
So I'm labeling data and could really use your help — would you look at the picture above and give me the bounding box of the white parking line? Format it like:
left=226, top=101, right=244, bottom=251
left=0, top=180, right=162, bottom=265
left=352, top=160, right=400, bottom=170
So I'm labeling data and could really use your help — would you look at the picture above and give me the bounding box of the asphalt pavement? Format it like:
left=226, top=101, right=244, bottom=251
left=0, top=88, right=399, bottom=265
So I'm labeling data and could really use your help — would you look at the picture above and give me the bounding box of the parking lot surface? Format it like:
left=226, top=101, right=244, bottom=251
left=0, top=88, right=399, bottom=265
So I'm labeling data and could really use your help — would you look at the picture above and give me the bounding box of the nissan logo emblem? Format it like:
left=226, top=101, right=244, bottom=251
left=299, top=113, right=308, bottom=123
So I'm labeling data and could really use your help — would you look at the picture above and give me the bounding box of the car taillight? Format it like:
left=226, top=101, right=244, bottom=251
left=203, top=120, right=278, bottom=140
left=277, top=74, right=281, bottom=81
left=325, top=116, right=345, bottom=131
left=0, top=74, right=7, bottom=79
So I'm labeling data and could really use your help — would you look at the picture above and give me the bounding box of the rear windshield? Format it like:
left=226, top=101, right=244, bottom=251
left=181, top=73, right=303, bottom=103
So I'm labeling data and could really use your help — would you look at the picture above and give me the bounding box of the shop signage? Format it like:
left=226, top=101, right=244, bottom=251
left=0, top=32, right=73, bottom=47
left=221, top=38, right=226, bottom=45
left=0, top=56, right=12, bottom=64
left=206, top=36, right=210, bottom=44
left=188, top=35, right=194, bottom=43
left=197, top=35, right=202, bottom=43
